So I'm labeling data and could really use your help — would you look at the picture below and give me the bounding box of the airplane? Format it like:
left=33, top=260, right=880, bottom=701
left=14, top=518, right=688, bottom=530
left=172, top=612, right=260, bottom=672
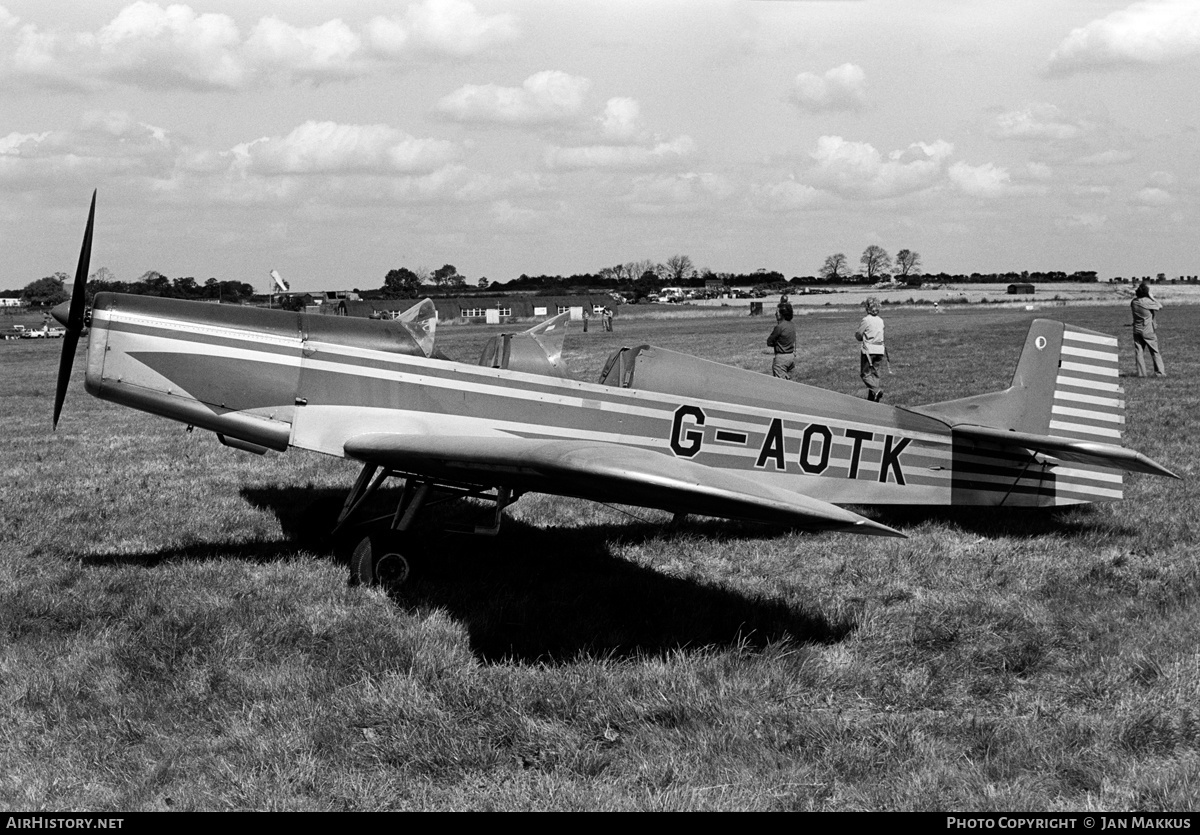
left=51, top=193, right=1178, bottom=587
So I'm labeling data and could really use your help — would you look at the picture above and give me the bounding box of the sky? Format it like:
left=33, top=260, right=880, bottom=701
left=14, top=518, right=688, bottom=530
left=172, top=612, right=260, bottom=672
left=1, top=0, right=1198, bottom=293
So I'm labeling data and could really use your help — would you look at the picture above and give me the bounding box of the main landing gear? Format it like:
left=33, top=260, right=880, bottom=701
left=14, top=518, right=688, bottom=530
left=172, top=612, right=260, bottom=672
left=336, top=463, right=517, bottom=590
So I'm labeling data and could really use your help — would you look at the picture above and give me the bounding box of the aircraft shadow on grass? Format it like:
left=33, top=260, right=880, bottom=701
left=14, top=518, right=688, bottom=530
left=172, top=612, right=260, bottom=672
left=74, top=485, right=858, bottom=665
left=864, top=503, right=1141, bottom=539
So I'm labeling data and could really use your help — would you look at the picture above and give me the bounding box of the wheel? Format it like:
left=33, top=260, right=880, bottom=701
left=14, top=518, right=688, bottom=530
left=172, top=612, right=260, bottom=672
left=350, top=532, right=420, bottom=588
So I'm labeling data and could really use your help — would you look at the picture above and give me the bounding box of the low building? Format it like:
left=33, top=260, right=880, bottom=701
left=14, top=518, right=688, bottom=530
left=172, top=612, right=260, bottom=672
left=334, top=294, right=616, bottom=323
left=1007, top=282, right=1035, bottom=295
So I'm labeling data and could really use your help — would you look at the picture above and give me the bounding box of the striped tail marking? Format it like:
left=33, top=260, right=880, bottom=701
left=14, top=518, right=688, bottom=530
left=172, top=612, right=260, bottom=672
left=1046, top=325, right=1124, bottom=503
left=1050, top=327, right=1125, bottom=444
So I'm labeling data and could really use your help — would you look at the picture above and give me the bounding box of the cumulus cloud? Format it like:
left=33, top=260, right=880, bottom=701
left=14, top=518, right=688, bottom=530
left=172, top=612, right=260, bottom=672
left=0, top=112, right=178, bottom=187
left=598, top=98, right=643, bottom=142
left=437, top=71, right=591, bottom=124
left=0, top=111, right=476, bottom=208
left=754, top=179, right=822, bottom=211
left=948, top=161, right=1047, bottom=198
left=0, top=130, right=51, bottom=155
left=948, top=161, right=1015, bottom=197
left=545, top=136, right=695, bottom=170
left=623, top=172, right=734, bottom=215
left=789, top=63, right=867, bottom=112
left=1026, top=162, right=1053, bottom=180
left=1146, top=170, right=1175, bottom=187
left=391, top=0, right=518, bottom=56
left=0, top=0, right=518, bottom=91
left=805, top=136, right=953, bottom=199
left=1048, top=0, right=1200, bottom=75
left=1133, top=186, right=1173, bottom=206
left=229, top=121, right=458, bottom=176
left=991, top=104, right=1083, bottom=140
left=1075, top=149, right=1135, bottom=166
left=245, top=17, right=365, bottom=83
left=1062, top=213, right=1108, bottom=228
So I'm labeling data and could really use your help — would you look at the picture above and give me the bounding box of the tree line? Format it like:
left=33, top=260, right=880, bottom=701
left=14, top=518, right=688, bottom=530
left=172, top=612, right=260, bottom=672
left=4, top=269, right=258, bottom=308
left=5, top=246, right=1109, bottom=309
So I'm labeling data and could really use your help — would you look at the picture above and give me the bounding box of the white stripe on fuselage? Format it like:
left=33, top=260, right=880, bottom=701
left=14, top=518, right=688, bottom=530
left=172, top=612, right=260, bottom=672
left=97, top=310, right=956, bottom=450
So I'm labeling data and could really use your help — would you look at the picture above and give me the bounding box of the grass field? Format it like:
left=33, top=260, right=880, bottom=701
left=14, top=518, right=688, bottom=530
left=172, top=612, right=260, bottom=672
left=1, top=303, right=1197, bottom=811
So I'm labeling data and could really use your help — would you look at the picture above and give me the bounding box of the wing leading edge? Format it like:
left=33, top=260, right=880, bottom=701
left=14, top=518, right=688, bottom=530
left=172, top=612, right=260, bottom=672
left=342, top=434, right=904, bottom=538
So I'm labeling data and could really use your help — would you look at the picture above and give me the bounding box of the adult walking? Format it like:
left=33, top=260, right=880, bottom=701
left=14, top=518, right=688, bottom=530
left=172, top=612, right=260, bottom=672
left=766, top=303, right=796, bottom=380
left=1131, top=282, right=1166, bottom=377
left=855, top=297, right=887, bottom=401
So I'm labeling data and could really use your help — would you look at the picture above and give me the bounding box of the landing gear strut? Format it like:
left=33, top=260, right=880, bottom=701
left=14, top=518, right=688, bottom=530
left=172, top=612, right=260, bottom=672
left=337, top=463, right=518, bottom=588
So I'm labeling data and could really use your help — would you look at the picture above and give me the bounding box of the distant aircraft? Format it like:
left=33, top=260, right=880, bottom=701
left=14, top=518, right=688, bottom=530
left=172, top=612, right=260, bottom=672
left=52, top=193, right=1177, bottom=586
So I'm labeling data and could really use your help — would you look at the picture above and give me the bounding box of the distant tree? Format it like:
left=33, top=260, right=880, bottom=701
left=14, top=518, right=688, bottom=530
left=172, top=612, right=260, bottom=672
left=477, top=277, right=490, bottom=289
left=819, top=253, right=849, bottom=282
left=895, top=249, right=922, bottom=278
left=172, top=276, right=200, bottom=298
left=20, top=274, right=69, bottom=307
left=599, top=263, right=644, bottom=283
left=86, top=267, right=124, bottom=302
left=134, top=271, right=171, bottom=296
left=431, top=264, right=459, bottom=288
left=383, top=267, right=422, bottom=298
left=90, top=266, right=116, bottom=285
left=198, top=278, right=254, bottom=303
left=662, top=254, right=696, bottom=284
left=860, top=245, right=892, bottom=281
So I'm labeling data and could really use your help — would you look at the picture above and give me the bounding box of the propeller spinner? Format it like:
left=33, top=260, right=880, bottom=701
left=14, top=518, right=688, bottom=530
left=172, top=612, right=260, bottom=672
left=51, top=190, right=96, bottom=429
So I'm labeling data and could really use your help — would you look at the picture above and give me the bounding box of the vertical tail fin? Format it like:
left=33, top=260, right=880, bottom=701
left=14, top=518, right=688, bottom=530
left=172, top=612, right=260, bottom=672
left=914, top=319, right=1124, bottom=442
left=911, top=319, right=1144, bottom=506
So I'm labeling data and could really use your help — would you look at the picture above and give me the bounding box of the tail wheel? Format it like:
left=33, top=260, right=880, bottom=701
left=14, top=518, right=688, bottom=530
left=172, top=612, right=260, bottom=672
left=350, top=532, right=420, bottom=589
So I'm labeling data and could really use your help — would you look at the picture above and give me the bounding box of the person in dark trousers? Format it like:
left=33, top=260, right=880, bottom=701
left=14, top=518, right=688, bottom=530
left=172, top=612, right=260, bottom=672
left=1131, top=282, right=1165, bottom=377
left=855, top=297, right=886, bottom=401
left=767, top=304, right=796, bottom=380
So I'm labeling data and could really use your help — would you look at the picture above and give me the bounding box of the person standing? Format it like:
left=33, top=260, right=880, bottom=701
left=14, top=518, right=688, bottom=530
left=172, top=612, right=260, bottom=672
left=602, top=306, right=613, bottom=332
left=855, top=297, right=887, bottom=401
left=766, top=303, right=796, bottom=380
left=1131, top=282, right=1165, bottom=377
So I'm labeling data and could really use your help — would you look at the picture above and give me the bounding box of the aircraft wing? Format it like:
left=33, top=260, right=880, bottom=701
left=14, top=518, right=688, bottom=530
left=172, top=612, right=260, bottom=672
left=950, top=424, right=1179, bottom=479
left=342, top=433, right=904, bottom=537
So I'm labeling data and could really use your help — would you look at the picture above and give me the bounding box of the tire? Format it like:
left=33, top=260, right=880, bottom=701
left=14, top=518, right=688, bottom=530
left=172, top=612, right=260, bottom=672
left=350, top=532, right=419, bottom=589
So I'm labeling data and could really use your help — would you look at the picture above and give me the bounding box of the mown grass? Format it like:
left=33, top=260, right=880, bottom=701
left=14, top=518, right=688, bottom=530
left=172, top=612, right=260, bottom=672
left=1, top=304, right=1197, bottom=811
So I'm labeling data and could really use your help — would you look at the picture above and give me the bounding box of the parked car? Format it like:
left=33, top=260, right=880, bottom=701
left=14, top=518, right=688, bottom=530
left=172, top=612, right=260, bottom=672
left=46, top=327, right=66, bottom=338
left=20, top=326, right=46, bottom=338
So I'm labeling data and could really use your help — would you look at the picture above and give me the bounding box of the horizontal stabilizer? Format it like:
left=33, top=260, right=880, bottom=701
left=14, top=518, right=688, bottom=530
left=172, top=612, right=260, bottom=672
left=343, top=433, right=904, bottom=537
left=950, top=424, right=1178, bottom=479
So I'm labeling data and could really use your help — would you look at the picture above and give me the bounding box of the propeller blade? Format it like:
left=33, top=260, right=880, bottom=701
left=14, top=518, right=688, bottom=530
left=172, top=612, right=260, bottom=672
left=53, top=190, right=95, bottom=429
